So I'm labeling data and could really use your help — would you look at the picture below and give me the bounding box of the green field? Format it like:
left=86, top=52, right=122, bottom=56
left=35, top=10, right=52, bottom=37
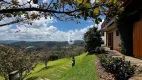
left=25, top=53, right=98, bottom=80
left=0, top=53, right=97, bottom=80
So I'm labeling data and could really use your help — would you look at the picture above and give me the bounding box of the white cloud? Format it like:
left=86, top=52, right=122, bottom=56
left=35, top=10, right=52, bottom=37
left=0, top=23, right=100, bottom=41
left=0, top=17, right=14, bottom=31
left=43, top=0, right=50, bottom=3
left=3, top=0, right=38, bottom=8
left=95, top=19, right=104, bottom=30
left=0, top=16, right=103, bottom=41
left=90, top=0, right=95, bottom=3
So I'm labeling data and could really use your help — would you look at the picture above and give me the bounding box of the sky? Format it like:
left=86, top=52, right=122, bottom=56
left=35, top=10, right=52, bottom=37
left=0, top=0, right=104, bottom=41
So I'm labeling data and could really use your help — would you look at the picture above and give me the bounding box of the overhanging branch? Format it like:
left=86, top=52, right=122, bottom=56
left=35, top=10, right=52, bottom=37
left=0, top=8, right=79, bottom=14
left=0, top=5, right=100, bottom=14
left=0, top=4, right=101, bottom=27
left=0, top=19, right=26, bottom=27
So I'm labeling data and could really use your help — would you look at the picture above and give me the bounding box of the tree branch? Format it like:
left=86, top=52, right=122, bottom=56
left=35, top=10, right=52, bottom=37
left=0, top=7, right=78, bottom=14
left=0, top=19, right=26, bottom=27
left=47, top=0, right=54, bottom=9
left=0, top=4, right=101, bottom=27
left=0, top=4, right=100, bottom=14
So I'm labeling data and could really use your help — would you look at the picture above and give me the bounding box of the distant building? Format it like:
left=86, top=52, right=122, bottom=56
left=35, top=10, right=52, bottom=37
left=102, top=18, right=121, bottom=52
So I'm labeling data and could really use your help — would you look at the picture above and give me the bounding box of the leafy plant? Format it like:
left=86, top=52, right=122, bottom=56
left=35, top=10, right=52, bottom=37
left=98, top=54, right=136, bottom=80
left=95, top=47, right=107, bottom=54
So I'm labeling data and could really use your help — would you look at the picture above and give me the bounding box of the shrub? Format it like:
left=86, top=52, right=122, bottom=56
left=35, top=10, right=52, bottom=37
left=98, top=54, right=136, bottom=80
left=49, top=54, right=58, bottom=60
left=95, top=47, right=107, bottom=54
left=84, top=27, right=102, bottom=54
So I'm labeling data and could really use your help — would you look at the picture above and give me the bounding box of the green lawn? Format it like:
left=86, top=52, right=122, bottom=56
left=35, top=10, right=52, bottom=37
left=24, top=53, right=98, bottom=80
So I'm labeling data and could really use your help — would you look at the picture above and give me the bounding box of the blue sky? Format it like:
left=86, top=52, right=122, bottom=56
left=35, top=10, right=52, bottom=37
left=0, top=17, right=104, bottom=41
left=0, top=0, right=104, bottom=41
left=51, top=19, right=94, bottom=31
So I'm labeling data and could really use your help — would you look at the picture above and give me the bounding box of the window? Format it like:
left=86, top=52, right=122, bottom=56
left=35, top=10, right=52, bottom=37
left=116, top=30, right=119, bottom=36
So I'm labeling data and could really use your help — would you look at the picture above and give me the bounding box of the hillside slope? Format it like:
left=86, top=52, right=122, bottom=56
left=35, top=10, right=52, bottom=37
left=25, top=53, right=98, bottom=80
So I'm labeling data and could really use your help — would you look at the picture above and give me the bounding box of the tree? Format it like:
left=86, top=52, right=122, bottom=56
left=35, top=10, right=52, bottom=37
left=0, top=0, right=124, bottom=26
left=36, top=49, right=51, bottom=68
left=0, top=46, right=38, bottom=80
left=73, top=46, right=84, bottom=55
left=84, top=26, right=102, bottom=54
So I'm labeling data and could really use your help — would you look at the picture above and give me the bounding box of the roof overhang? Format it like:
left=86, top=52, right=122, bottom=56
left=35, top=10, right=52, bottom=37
left=101, top=18, right=116, bottom=32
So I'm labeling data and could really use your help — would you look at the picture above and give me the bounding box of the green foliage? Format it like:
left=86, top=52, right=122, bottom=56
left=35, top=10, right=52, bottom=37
left=49, top=54, right=59, bottom=61
left=51, top=46, right=84, bottom=59
left=0, top=46, right=38, bottom=80
left=98, top=54, right=136, bottom=80
left=0, top=0, right=124, bottom=26
left=36, top=50, right=51, bottom=68
left=95, top=47, right=107, bottom=54
left=116, top=11, right=136, bottom=56
left=84, top=27, right=102, bottom=54
left=73, top=46, right=85, bottom=55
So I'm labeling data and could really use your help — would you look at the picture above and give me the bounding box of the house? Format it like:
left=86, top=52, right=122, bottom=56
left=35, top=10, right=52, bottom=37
left=102, top=17, right=121, bottom=52
left=101, top=0, right=142, bottom=57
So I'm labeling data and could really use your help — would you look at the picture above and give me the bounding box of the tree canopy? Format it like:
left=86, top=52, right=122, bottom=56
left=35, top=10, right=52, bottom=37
left=84, top=26, right=102, bottom=54
left=0, top=0, right=124, bottom=26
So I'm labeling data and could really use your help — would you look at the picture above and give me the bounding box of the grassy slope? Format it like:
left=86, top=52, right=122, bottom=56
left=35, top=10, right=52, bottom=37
left=0, top=76, right=4, bottom=80
left=25, top=53, right=98, bottom=80
left=60, top=54, right=98, bottom=80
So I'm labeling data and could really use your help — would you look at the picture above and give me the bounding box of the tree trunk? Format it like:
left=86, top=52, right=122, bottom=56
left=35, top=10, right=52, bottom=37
left=45, top=58, right=49, bottom=68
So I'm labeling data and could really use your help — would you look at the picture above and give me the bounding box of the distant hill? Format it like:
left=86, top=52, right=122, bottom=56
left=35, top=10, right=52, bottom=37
left=9, top=40, right=84, bottom=48
left=0, top=40, right=18, bottom=44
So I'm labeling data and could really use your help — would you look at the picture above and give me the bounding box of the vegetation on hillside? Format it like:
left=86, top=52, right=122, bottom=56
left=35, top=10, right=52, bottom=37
left=0, top=42, right=85, bottom=80
left=0, top=46, right=38, bottom=80
left=9, top=40, right=84, bottom=48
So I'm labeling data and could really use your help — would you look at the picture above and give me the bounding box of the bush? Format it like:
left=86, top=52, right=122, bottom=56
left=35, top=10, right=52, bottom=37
left=98, top=54, right=136, bottom=80
left=95, top=47, right=106, bottom=54
left=84, top=27, right=102, bottom=54
left=49, top=54, right=58, bottom=60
